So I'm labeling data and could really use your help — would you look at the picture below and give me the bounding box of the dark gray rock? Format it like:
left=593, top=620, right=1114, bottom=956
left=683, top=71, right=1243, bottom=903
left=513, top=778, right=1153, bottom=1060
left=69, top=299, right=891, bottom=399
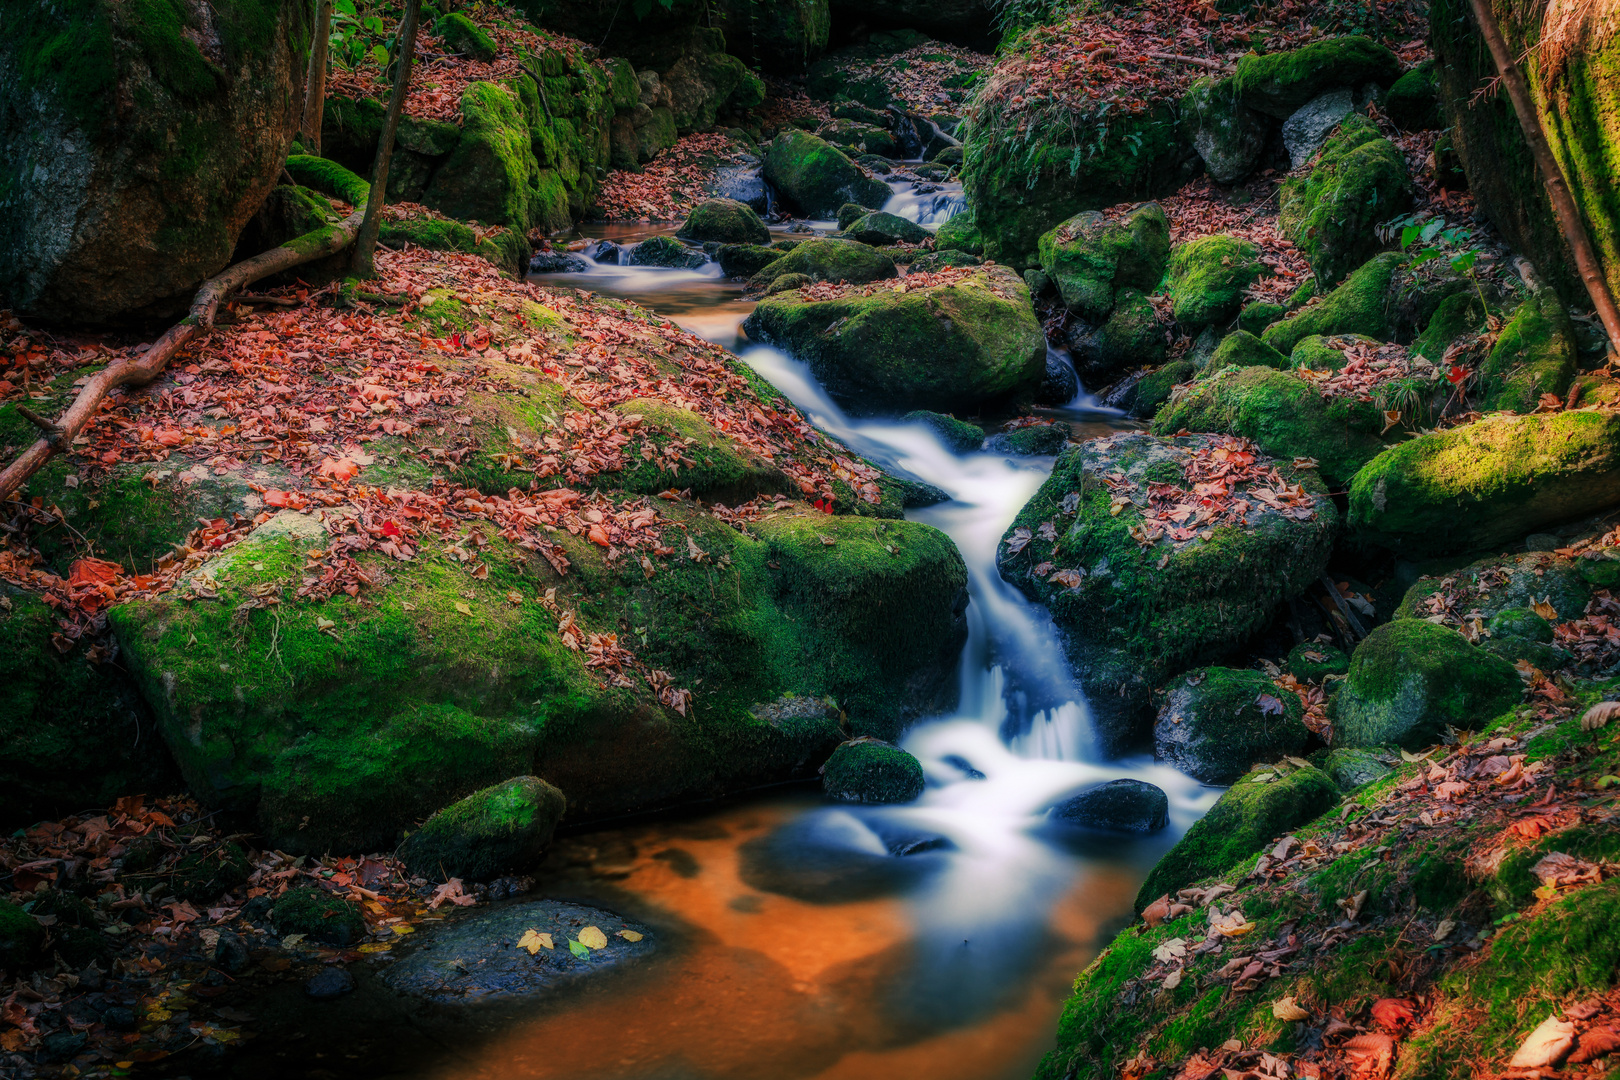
left=1282, top=89, right=1355, bottom=169
left=712, top=163, right=770, bottom=214
left=213, top=929, right=249, bottom=973
left=625, top=235, right=707, bottom=268
left=1049, top=779, right=1169, bottom=832
left=528, top=250, right=590, bottom=273
left=1038, top=351, right=1080, bottom=405
left=305, top=966, right=355, bottom=999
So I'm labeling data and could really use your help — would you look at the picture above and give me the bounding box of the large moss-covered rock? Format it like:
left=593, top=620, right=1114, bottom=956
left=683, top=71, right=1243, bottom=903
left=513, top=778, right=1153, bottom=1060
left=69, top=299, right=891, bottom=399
left=1155, top=667, right=1311, bottom=785
left=423, top=81, right=571, bottom=235
left=272, top=887, right=366, bottom=946
left=1233, top=37, right=1403, bottom=119
left=1479, top=288, right=1576, bottom=413
left=905, top=410, right=985, bottom=454
left=998, top=432, right=1338, bottom=752
left=1412, top=290, right=1489, bottom=360
left=1393, top=550, right=1596, bottom=624
left=1278, top=117, right=1411, bottom=288
left=745, top=238, right=896, bottom=291
left=743, top=265, right=1045, bottom=414
left=436, top=12, right=498, bottom=62
left=1333, top=620, right=1522, bottom=748
left=378, top=215, right=529, bottom=275
left=1153, top=366, right=1388, bottom=488
left=964, top=103, right=1198, bottom=268
left=398, top=776, right=567, bottom=881
left=1262, top=251, right=1405, bottom=354
left=717, top=242, right=782, bottom=278
left=1071, top=288, right=1166, bottom=382
left=1347, top=410, right=1620, bottom=556
left=1134, top=763, right=1341, bottom=910
left=677, top=197, right=770, bottom=245
left=714, top=0, right=830, bottom=71
left=1037, top=203, right=1171, bottom=322
left=843, top=211, right=930, bottom=246
left=662, top=48, right=766, bottom=132
left=934, top=210, right=985, bottom=256
left=1167, top=234, right=1267, bottom=328
left=821, top=739, right=924, bottom=803
left=1198, top=329, right=1290, bottom=376
left=1179, top=77, right=1269, bottom=184
left=0, top=0, right=311, bottom=322
left=762, top=130, right=890, bottom=218
left=626, top=235, right=707, bottom=268
left=1385, top=59, right=1441, bottom=131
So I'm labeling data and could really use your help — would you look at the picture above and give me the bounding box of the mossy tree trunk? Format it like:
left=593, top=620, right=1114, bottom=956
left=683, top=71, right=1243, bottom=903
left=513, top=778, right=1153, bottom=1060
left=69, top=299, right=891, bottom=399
left=300, top=0, right=333, bottom=155
left=352, top=0, right=421, bottom=278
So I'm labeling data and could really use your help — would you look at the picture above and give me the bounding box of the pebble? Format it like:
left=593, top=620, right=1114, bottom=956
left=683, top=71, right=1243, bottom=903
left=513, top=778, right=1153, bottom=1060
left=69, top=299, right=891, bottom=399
left=305, top=966, right=356, bottom=999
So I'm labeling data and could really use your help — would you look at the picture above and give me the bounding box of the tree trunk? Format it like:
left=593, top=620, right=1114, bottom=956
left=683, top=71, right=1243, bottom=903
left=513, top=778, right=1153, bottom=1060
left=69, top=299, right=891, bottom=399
left=301, top=0, right=333, bottom=155
left=352, top=0, right=422, bottom=278
left=0, top=210, right=365, bottom=505
left=1467, top=0, right=1620, bottom=351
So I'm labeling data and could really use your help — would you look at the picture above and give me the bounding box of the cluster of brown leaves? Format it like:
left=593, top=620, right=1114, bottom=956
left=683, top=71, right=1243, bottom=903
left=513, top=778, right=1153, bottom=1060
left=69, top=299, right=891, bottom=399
left=1296, top=338, right=1429, bottom=402
left=0, top=795, right=484, bottom=1074
left=1554, top=590, right=1620, bottom=672
left=1156, top=179, right=1312, bottom=308
left=329, top=17, right=594, bottom=124
left=756, top=80, right=832, bottom=137
left=1275, top=669, right=1332, bottom=738
left=593, top=133, right=755, bottom=222
left=1135, top=435, right=1317, bottom=546
left=835, top=40, right=988, bottom=112
left=791, top=264, right=977, bottom=302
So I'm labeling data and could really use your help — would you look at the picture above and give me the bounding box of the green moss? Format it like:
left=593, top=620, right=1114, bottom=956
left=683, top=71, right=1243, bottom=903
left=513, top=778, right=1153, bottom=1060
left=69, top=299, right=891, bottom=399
left=1135, top=764, right=1341, bottom=909
left=422, top=81, right=569, bottom=234
left=1412, top=291, right=1488, bottom=361
left=1263, top=252, right=1405, bottom=354
left=1234, top=37, right=1402, bottom=118
left=1488, top=607, right=1554, bottom=643
left=1099, top=288, right=1167, bottom=368
left=905, top=410, right=985, bottom=453
left=435, top=12, right=497, bottom=62
left=1154, top=365, right=1387, bottom=488
left=398, top=776, right=566, bottom=880
left=1386, top=60, right=1441, bottom=130
left=271, top=886, right=366, bottom=946
left=1288, top=641, right=1350, bottom=681
left=843, top=211, right=931, bottom=246
left=1036, top=203, right=1170, bottom=322
left=717, top=243, right=782, bottom=279
left=677, top=198, right=770, bottom=246
left=746, top=238, right=896, bottom=291
left=1321, top=746, right=1390, bottom=789
left=821, top=740, right=925, bottom=803
left=1168, top=234, right=1266, bottom=328
left=1479, top=289, right=1576, bottom=413
left=1155, top=666, right=1311, bottom=784
left=1239, top=302, right=1287, bottom=335
left=1127, top=360, right=1197, bottom=419
left=934, top=210, right=985, bottom=257
left=0, top=897, right=45, bottom=972
left=744, top=265, right=1046, bottom=414
left=601, top=398, right=792, bottom=502
left=1278, top=117, right=1411, bottom=287
left=378, top=215, right=528, bottom=275
left=1197, top=329, right=1290, bottom=377
left=1347, top=410, right=1620, bottom=555
left=761, top=130, right=889, bottom=218
left=1333, top=619, right=1522, bottom=748
left=170, top=841, right=252, bottom=903
left=285, top=153, right=371, bottom=206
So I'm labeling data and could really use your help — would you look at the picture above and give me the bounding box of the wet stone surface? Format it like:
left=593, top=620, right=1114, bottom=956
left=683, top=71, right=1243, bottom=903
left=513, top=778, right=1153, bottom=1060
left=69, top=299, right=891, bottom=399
left=380, top=900, right=655, bottom=1003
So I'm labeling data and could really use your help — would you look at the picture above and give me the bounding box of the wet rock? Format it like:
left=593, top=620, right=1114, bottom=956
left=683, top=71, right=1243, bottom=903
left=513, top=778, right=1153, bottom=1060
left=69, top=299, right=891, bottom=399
left=822, top=739, right=925, bottom=804
left=381, top=900, right=654, bottom=1003
left=762, top=130, right=890, bottom=218
left=1394, top=551, right=1595, bottom=624
left=989, top=423, right=1069, bottom=456
left=625, top=235, right=707, bottom=269
left=101, top=1006, right=137, bottom=1032
left=1135, top=762, right=1340, bottom=909
left=1117, top=361, right=1196, bottom=420
left=41, top=1031, right=87, bottom=1062
left=1333, top=620, right=1522, bottom=749
left=739, top=811, right=946, bottom=903
left=744, top=264, right=1045, bottom=414
left=1278, top=117, right=1411, bottom=288
left=1323, top=747, right=1393, bottom=790
left=213, top=930, right=249, bottom=974
left=941, top=754, right=986, bottom=780
left=1280, top=89, right=1355, bottom=169
left=662, top=48, right=766, bottom=132
left=1154, top=667, right=1311, bottom=785
left=1385, top=60, right=1441, bottom=131
left=746, top=237, right=896, bottom=292
left=1262, top=251, right=1405, bottom=355
left=1038, top=352, right=1079, bottom=405
left=1049, top=779, right=1169, bottom=832
left=905, top=410, right=985, bottom=454
left=676, top=197, right=770, bottom=246
left=305, top=966, right=355, bottom=999
left=843, top=211, right=931, bottom=246
left=717, top=243, right=781, bottom=279
left=1068, top=288, right=1167, bottom=383
left=399, top=777, right=567, bottom=883
left=528, top=250, right=590, bottom=273
left=837, top=202, right=871, bottom=230
left=711, top=164, right=770, bottom=214
left=585, top=240, right=622, bottom=264
left=1180, top=77, right=1270, bottom=184
left=1038, top=203, right=1171, bottom=323
left=935, top=209, right=984, bottom=257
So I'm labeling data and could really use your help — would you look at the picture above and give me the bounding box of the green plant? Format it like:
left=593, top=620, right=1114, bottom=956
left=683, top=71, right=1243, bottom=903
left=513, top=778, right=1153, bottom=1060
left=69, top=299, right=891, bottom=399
left=329, top=0, right=392, bottom=71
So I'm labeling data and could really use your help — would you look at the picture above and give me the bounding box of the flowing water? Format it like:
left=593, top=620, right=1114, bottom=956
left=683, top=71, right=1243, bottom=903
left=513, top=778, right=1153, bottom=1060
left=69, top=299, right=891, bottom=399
left=385, top=189, right=1216, bottom=1080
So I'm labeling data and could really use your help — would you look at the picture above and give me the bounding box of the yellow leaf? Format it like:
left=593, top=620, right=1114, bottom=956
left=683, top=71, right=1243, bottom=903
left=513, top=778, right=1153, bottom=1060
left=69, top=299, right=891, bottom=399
left=517, top=929, right=554, bottom=954
left=1273, top=995, right=1311, bottom=1022
left=577, top=925, right=608, bottom=950
left=1531, top=598, right=1558, bottom=621
left=619, top=929, right=644, bottom=942
left=392, top=924, right=415, bottom=935
left=358, top=942, right=392, bottom=954
left=454, top=601, right=473, bottom=616
left=316, top=616, right=336, bottom=632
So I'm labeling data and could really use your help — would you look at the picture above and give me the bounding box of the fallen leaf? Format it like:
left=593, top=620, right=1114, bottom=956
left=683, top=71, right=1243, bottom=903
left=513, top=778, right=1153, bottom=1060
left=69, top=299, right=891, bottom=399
left=1582, top=700, right=1620, bottom=731
left=517, top=929, right=554, bottom=954
left=1371, top=998, right=1416, bottom=1030
left=1142, top=894, right=1173, bottom=927
left=1273, top=995, right=1310, bottom=1022
left=578, top=925, right=609, bottom=950
left=454, top=601, right=473, bottom=616
left=1163, top=967, right=1183, bottom=990
left=1509, top=1014, right=1576, bottom=1069
left=568, top=938, right=592, bottom=959
left=1153, top=937, right=1188, bottom=963
left=319, top=456, right=361, bottom=482
left=1570, top=1027, right=1620, bottom=1064
left=618, top=929, right=643, bottom=942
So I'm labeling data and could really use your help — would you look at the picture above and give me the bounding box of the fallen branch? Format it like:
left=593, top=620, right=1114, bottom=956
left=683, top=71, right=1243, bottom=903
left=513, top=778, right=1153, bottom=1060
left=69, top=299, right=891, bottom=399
left=0, top=209, right=364, bottom=505
left=1146, top=51, right=1230, bottom=71
left=232, top=293, right=303, bottom=307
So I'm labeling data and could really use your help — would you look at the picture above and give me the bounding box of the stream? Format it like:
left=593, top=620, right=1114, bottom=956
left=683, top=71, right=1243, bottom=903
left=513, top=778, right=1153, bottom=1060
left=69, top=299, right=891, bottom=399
left=213, top=184, right=1216, bottom=1080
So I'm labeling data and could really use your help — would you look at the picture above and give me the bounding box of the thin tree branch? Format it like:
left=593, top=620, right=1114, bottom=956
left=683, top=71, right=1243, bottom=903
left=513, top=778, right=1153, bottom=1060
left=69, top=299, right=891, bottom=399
left=301, top=0, right=334, bottom=155
left=352, top=0, right=422, bottom=277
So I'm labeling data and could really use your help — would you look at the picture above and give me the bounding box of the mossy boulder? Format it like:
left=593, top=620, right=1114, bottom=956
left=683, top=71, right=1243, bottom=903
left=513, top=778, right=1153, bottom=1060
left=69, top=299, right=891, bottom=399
left=821, top=739, right=925, bottom=803
left=378, top=215, right=529, bottom=275
left=1289, top=332, right=1380, bottom=373
left=934, top=210, right=984, bottom=256
left=1488, top=606, right=1555, bottom=642
left=399, top=776, right=567, bottom=881
left=745, top=237, right=896, bottom=291
left=1286, top=640, right=1350, bottom=682
left=626, top=235, right=706, bottom=268
left=0, top=898, right=45, bottom=972
left=271, top=887, right=366, bottom=947
left=676, top=197, right=770, bottom=245
left=0, top=0, right=312, bottom=323
left=1155, top=667, right=1310, bottom=784
left=1347, top=410, right=1620, bottom=556
left=1153, top=366, right=1388, bottom=488
left=1037, top=203, right=1171, bottom=322
left=285, top=154, right=372, bottom=206
left=743, top=264, right=1046, bottom=414
left=909, top=249, right=981, bottom=273
left=423, top=81, right=571, bottom=235
left=905, top=410, right=985, bottom=453
left=1393, top=550, right=1595, bottom=624
left=1322, top=746, right=1392, bottom=790
left=1479, top=288, right=1576, bottom=413
left=1412, top=290, right=1488, bottom=361
left=999, top=433, right=1338, bottom=753
left=762, top=130, right=890, bottom=218
left=990, top=422, right=1070, bottom=456
left=1332, top=620, right=1521, bottom=748
left=836, top=202, right=869, bottom=230
left=1167, top=234, right=1267, bottom=328
left=1135, top=762, right=1341, bottom=910
left=436, top=12, right=498, bottom=62
left=1385, top=59, right=1441, bottom=130
left=1049, top=779, right=1169, bottom=833
left=1262, top=251, right=1405, bottom=354
left=1198, top=329, right=1290, bottom=376
left=1238, top=301, right=1287, bottom=336
left=1071, top=288, right=1167, bottom=382
left=662, top=49, right=766, bottom=132
left=843, top=211, right=930, bottom=246
left=1233, top=37, right=1403, bottom=119
left=1278, top=117, right=1411, bottom=287
left=1179, top=76, right=1269, bottom=184
left=717, top=243, right=782, bottom=278
left=1121, top=360, right=1196, bottom=419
